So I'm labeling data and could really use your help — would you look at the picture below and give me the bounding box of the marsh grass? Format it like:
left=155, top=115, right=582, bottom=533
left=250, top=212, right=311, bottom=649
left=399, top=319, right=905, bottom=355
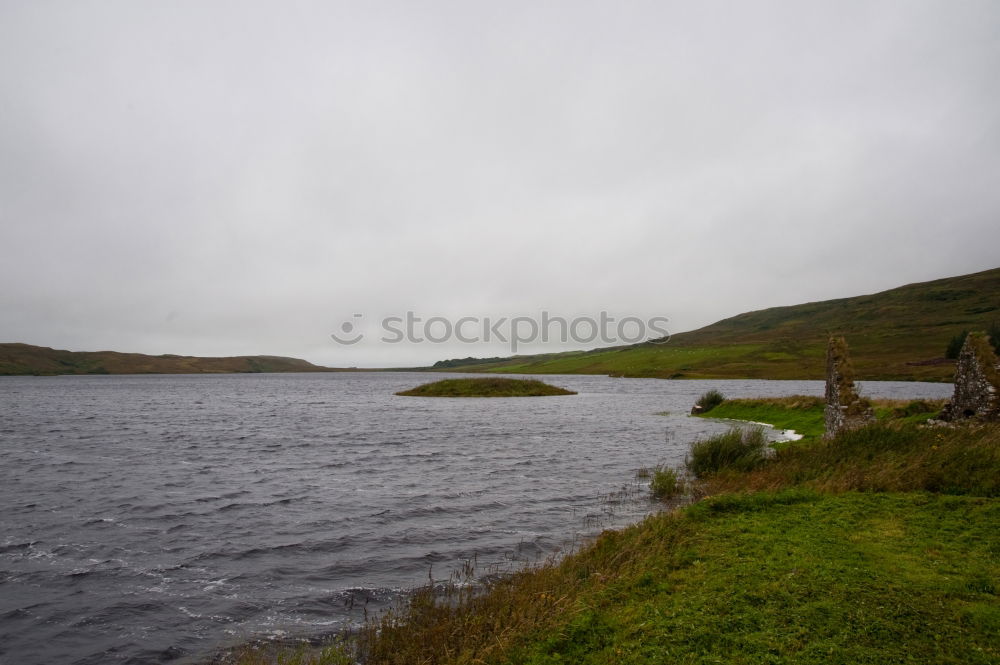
left=648, top=466, right=686, bottom=499
left=221, top=642, right=353, bottom=665
left=693, top=388, right=725, bottom=413
left=353, top=553, right=590, bottom=665
left=686, top=426, right=769, bottom=477
left=702, top=421, right=1000, bottom=497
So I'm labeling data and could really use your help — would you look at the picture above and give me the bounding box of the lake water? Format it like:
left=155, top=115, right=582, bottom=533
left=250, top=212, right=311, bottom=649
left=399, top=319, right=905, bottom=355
left=0, top=373, right=952, bottom=665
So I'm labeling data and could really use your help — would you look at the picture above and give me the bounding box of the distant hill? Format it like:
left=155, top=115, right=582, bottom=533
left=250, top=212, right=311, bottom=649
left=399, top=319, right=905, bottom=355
left=431, top=267, right=1000, bottom=381
left=0, top=343, right=335, bottom=376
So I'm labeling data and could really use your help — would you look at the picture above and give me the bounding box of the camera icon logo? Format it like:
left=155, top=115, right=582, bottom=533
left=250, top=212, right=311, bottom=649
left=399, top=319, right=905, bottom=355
left=330, top=313, right=365, bottom=345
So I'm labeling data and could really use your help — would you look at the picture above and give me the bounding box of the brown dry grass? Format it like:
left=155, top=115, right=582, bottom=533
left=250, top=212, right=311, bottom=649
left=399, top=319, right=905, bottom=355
left=747, top=395, right=824, bottom=409
left=356, top=555, right=593, bottom=664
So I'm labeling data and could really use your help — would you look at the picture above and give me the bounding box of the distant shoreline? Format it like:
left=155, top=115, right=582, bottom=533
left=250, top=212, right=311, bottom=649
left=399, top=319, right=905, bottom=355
left=0, top=342, right=348, bottom=376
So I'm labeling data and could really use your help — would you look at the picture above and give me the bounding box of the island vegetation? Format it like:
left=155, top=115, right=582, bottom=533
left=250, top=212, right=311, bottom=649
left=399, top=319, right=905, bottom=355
left=395, top=377, right=576, bottom=397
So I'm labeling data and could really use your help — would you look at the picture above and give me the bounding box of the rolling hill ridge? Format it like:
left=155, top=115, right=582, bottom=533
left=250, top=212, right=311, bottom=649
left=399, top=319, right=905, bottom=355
left=0, top=343, right=335, bottom=376
left=431, top=267, right=1000, bottom=381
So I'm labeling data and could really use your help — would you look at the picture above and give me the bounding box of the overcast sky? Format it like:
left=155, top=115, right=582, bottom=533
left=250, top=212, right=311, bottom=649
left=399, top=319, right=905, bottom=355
left=2, top=1, right=999, bottom=367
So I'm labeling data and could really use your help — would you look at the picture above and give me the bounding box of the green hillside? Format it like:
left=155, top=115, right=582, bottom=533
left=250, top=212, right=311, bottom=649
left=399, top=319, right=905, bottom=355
left=434, top=267, right=1000, bottom=381
left=0, top=343, right=335, bottom=375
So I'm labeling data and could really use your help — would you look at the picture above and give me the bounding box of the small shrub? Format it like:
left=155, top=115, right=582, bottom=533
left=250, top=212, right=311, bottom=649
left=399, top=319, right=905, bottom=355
left=694, top=389, right=725, bottom=413
left=649, top=466, right=684, bottom=499
left=687, top=426, right=769, bottom=478
left=946, top=330, right=969, bottom=359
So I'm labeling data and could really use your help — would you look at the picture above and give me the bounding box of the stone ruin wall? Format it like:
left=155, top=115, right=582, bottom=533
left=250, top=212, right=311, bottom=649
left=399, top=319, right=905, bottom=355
left=939, top=332, right=1000, bottom=422
left=824, top=336, right=875, bottom=438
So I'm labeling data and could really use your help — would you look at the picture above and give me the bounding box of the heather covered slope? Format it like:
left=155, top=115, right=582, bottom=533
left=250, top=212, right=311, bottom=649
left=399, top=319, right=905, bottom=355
left=435, top=267, right=1000, bottom=380
left=0, top=343, right=334, bottom=375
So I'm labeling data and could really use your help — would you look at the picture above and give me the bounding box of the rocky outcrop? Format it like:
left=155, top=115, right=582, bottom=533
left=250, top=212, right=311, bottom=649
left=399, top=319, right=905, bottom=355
left=824, top=336, right=875, bottom=438
left=938, top=332, right=1000, bottom=422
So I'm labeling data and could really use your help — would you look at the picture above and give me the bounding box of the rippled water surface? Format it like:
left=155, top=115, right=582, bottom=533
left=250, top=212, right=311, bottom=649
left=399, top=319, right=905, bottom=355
left=0, top=373, right=952, bottom=665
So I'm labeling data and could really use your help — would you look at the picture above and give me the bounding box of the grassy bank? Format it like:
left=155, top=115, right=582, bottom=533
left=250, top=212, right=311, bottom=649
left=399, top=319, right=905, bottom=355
left=499, top=491, right=999, bottom=665
left=395, top=377, right=576, bottom=397
left=694, top=395, right=946, bottom=441
left=699, top=420, right=1000, bottom=498
left=696, top=396, right=827, bottom=439
left=231, top=419, right=1000, bottom=665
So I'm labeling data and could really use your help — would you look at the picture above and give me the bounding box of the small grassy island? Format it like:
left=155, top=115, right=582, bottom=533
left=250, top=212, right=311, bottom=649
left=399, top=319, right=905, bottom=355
left=395, top=377, right=576, bottom=397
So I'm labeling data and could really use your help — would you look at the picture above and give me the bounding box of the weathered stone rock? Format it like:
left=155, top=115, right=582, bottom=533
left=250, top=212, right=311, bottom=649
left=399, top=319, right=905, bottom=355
left=938, top=332, right=1000, bottom=422
left=824, top=336, right=875, bottom=438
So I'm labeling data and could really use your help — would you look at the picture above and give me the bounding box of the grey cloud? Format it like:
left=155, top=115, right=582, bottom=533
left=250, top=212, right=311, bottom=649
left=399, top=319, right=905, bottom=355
left=2, top=0, right=999, bottom=366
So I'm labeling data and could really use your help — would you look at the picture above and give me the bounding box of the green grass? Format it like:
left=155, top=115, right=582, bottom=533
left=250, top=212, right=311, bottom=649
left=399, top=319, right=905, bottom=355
left=395, top=377, right=576, bottom=397
left=695, top=396, right=946, bottom=441
left=871, top=398, right=950, bottom=426
left=336, top=482, right=1000, bottom=665
left=698, top=396, right=827, bottom=439
left=502, top=491, right=999, bottom=665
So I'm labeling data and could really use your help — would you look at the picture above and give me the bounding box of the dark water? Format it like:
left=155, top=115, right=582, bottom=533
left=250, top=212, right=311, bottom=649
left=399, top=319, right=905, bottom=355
left=0, top=373, right=951, bottom=665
